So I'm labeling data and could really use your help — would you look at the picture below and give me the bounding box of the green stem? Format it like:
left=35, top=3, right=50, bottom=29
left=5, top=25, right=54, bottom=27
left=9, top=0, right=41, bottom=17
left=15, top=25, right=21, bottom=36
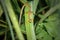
left=0, top=0, right=15, bottom=40
left=0, top=0, right=25, bottom=40
left=25, top=2, right=36, bottom=40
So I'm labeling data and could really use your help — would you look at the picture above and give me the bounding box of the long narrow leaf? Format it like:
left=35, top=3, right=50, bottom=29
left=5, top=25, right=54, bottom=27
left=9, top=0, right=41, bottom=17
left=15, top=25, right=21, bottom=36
left=20, top=0, right=27, bottom=4
left=11, top=0, right=20, bottom=13
left=0, top=4, right=3, bottom=17
left=0, top=0, right=15, bottom=40
left=33, top=0, right=39, bottom=13
left=4, top=0, right=24, bottom=40
left=0, top=0, right=24, bottom=40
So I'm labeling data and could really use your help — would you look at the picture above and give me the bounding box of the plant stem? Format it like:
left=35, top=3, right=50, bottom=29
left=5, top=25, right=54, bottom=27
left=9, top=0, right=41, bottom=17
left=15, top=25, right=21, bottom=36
left=25, top=2, right=36, bottom=40
left=0, top=0, right=25, bottom=40
left=0, top=0, right=15, bottom=40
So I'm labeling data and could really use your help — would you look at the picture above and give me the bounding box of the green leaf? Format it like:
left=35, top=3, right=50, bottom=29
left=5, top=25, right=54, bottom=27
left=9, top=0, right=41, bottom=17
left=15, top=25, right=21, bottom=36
left=20, top=0, right=27, bottom=4
left=44, top=11, right=60, bottom=39
left=0, top=0, right=24, bottom=40
left=36, top=24, right=52, bottom=40
left=0, top=29, right=6, bottom=35
left=37, top=3, right=60, bottom=25
left=0, top=27, right=7, bottom=35
left=0, top=4, right=3, bottom=17
left=46, top=0, right=60, bottom=7
left=0, top=23, right=7, bottom=28
left=33, top=0, right=39, bottom=13
left=44, top=0, right=60, bottom=40
left=37, top=6, right=48, bottom=14
left=11, top=0, right=20, bottom=13
left=36, top=1, right=60, bottom=40
left=20, top=24, right=26, bottom=34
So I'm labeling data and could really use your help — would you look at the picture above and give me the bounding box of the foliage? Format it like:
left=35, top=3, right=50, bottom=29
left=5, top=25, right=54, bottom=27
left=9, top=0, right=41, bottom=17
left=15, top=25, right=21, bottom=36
left=0, top=0, right=60, bottom=40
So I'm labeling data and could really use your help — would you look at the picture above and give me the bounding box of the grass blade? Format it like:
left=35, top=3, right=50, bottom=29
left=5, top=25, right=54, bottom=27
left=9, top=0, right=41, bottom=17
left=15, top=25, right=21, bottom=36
left=0, top=4, right=3, bottom=17
left=33, top=0, right=39, bottom=13
left=0, top=0, right=15, bottom=40
left=20, top=0, right=27, bottom=4
left=0, top=0, right=24, bottom=40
